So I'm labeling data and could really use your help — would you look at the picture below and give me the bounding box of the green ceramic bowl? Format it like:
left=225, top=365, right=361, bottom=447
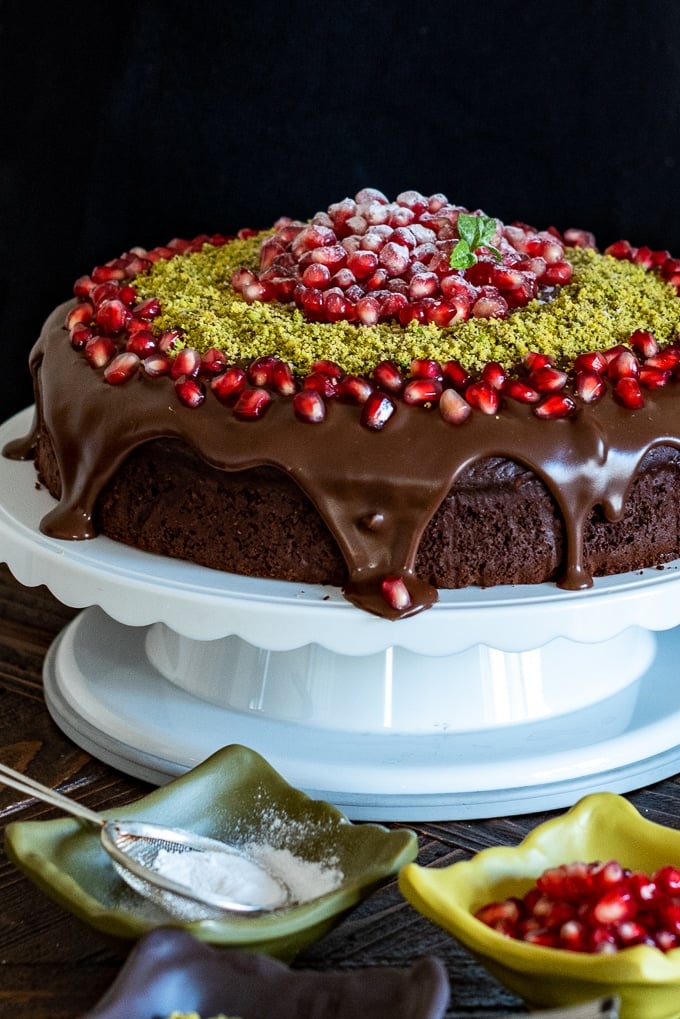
left=4, top=744, right=417, bottom=960
left=399, top=793, right=680, bottom=1019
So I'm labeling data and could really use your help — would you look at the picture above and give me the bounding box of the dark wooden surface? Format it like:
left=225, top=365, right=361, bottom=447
left=1, top=560, right=680, bottom=1018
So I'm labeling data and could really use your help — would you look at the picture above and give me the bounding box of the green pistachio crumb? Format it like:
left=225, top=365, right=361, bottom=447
left=132, top=237, right=680, bottom=375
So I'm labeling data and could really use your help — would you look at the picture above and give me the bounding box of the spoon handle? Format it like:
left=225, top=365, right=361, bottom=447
left=0, top=761, right=103, bottom=826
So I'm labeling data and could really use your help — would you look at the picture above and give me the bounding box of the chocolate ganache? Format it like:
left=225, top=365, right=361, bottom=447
left=5, top=190, right=680, bottom=621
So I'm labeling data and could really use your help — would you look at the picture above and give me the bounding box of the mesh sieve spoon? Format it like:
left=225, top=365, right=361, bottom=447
left=0, top=762, right=290, bottom=917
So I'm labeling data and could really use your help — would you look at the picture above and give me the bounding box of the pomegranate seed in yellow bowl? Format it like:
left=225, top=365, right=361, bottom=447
left=398, top=793, right=680, bottom=1019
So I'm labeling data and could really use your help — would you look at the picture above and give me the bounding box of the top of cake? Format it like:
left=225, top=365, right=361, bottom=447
left=9, top=188, right=680, bottom=619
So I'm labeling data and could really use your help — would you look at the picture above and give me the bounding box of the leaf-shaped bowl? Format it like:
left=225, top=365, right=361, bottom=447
left=399, top=792, right=680, bottom=1019
left=80, top=927, right=450, bottom=1019
left=4, top=743, right=417, bottom=960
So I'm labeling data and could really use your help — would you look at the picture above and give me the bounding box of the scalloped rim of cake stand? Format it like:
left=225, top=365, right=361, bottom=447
left=3, top=406, right=680, bottom=655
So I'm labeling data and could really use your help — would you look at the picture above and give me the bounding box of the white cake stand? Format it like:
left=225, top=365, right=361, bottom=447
left=3, top=406, right=680, bottom=821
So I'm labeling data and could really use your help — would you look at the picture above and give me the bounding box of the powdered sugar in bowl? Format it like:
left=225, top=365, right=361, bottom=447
left=4, top=743, right=418, bottom=959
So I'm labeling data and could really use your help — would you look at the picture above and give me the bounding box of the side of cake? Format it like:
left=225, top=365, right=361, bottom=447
left=6, top=188, right=680, bottom=620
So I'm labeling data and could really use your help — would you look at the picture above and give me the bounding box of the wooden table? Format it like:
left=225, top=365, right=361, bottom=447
left=1, top=561, right=679, bottom=1018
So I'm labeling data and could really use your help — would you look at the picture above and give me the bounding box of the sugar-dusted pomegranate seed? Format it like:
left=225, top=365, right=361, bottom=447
left=84, top=335, right=116, bottom=368
left=472, top=293, right=508, bottom=319
left=615, top=377, right=645, bottom=409
left=104, top=352, right=140, bottom=384
left=563, top=227, right=597, bottom=249
left=465, top=380, right=500, bottom=414
left=439, top=387, right=472, bottom=424
left=293, top=389, right=326, bottom=423
left=211, top=366, right=247, bottom=403
left=541, top=260, right=573, bottom=285
left=361, top=390, right=396, bottom=429
left=174, top=375, right=205, bottom=408
left=534, top=394, right=577, bottom=419
left=233, top=387, right=272, bottom=420
left=381, top=575, right=411, bottom=611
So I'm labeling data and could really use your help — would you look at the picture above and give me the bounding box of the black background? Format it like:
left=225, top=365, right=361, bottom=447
left=2, top=0, right=680, bottom=419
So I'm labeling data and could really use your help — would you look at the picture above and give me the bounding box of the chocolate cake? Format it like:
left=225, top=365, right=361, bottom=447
left=6, top=187, right=680, bottom=620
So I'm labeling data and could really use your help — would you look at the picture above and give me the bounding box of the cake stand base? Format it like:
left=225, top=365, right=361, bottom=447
left=43, top=607, right=680, bottom=821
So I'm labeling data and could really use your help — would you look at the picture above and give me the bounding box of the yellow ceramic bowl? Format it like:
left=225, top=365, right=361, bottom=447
left=399, top=792, right=680, bottom=1019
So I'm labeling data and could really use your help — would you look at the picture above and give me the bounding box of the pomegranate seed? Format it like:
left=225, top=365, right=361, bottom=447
left=573, top=350, right=608, bottom=374
left=629, top=329, right=658, bottom=357
left=529, top=366, right=568, bottom=393
left=126, top=329, right=157, bottom=357
left=200, top=347, right=229, bottom=376
left=381, top=575, right=411, bottom=611
left=104, top=352, right=140, bottom=384
left=312, top=359, right=344, bottom=379
left=655, top=866, right=680, bottom=895
left=472, top=293, right=508, bottom=319
left=270, top=360, right=297, bottom=395
left=293, top=389, right=326, bottom=423
left=91, top=281, right=121, bottom=308
left=481, top=361, right=507, bottom=390
left=73, top=274, right=95, bottom=299
left=174, top=376, right=205, bottom=408
left=465, top=381, right=500, bottom=414
left=65, top=302, right=94, bottom=330
left=541, top=261, right=573, bottom=285
left=640, top=366, right=671, bottom=389
left=372, top=360, right=403, bottom=394
left=575, top=370, right=606, bottom=403
left=337, top=374, right=373, bottom=404
left=503, top=378, right=540, bottom=404
left=645, top=349, right=680, bottom=371
left=347, top=249, right=379, bottom=279
left=133, top=297, right=162, bottom=320
left=533, top=394, right=577, bottom=419
left=233, top=388, right=272, bottom=420
left=248, top=355, right=278, bottom=387
left=361, top=390, right=396, bottom=429
left=92, top=264, right=126, bottom=283
left=402, top=378, right=442, bottom=406
left=69, top=323, right=94, bottom=350
left=439, top=387, right=472, bottom=424
left=592, top=889, right=635, bottom=925
left=301, top=371, right=338, bottom=399
left=524, top=351, right=553, bottom=371
left=211, top=366, right=247, bottom=403
left=170, top=347, right=202, bottom=380
left=563, top=228, right=597, bottom=249
left=442, top=359, right=472, bottom=390
left=410, top=358, right=443, bottom=380
left=615, top=377, right=644, bottom=409
left=143, top=353, right=171, bottom=377
left=607, top=350, right=640, bottom=381
left=355, top=295, right=381, bottom=325
left=605, top=239, right=636, bottom=260
left=84, top=335, right=116, bottom=368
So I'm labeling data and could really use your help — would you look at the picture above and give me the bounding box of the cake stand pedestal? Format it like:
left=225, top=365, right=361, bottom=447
left=3, top=407, right=680, bottom=821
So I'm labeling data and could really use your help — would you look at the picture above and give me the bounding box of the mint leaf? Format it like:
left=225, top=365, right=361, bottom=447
left=449, top=239, right=476, bottom=269
left=450, top=212, right=502, bottom=269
